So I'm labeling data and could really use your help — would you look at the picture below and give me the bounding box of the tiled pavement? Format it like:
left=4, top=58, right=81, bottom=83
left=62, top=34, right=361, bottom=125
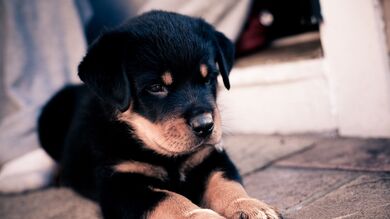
left=225, top=135, right=390, bottom=219
left=1, top=134, right=389, bottom=219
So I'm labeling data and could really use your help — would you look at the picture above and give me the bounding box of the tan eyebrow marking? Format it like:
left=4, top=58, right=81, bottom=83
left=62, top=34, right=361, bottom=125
left=200, top=64, right=208, bottom=78
left=162, top=71, right=173, bottom=85
left=113, top=160, right=168, bottom=181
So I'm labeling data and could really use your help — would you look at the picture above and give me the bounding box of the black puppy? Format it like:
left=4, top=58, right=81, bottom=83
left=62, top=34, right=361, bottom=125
left=39, top=11, right=281, bottom=219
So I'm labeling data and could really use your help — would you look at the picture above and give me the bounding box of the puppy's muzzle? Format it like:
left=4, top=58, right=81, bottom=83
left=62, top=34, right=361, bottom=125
left=189, top=113, right=214, bottom=138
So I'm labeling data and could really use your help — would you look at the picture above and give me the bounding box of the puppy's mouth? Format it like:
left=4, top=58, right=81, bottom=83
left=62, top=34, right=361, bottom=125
left=145, top=129, right=220, bottom=156
left=154, top=137, right=222, bottom=157
left=149, top=138, right=206, bottom=156
left=118, top=110, right=222, bottom=157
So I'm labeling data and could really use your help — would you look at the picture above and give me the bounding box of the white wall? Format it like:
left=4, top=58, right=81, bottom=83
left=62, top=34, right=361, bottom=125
left=219, top=59, right=337, bottom=134
left=320, top=0, right=390, bottom=137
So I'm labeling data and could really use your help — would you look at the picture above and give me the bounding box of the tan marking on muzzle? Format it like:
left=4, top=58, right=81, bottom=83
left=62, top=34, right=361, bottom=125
left=113, top=161, right=168, bottom=181
left=206, top=107, right=222, bottom=145
left=162, top=71, right=173, bottom=85
left=200, top=64, right=208, bottom=78
left=118, top=109, right=199, bottom=156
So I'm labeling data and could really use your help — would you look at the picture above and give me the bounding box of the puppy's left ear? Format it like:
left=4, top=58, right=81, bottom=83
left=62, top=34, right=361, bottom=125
left=215, top=31, right=235, bottom=90
left=78, top=32, right=131, bottom=111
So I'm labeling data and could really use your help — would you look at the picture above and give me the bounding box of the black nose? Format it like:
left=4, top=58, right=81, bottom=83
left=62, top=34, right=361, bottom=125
left=189, top=113, right=214, bottom=137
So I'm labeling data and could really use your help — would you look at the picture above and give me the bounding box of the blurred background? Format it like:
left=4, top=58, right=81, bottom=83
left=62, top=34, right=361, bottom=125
left=222, top=0, right=390, bottom=138
left=0, top=0, right=390, bottom=218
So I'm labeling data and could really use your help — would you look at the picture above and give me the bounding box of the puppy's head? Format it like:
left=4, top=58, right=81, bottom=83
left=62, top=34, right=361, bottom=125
left=78, top=11, right=234, bottom=156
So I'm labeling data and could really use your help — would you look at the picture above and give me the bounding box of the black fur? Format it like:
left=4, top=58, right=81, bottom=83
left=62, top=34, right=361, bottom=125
left=38, top=11, right=239, bottom=219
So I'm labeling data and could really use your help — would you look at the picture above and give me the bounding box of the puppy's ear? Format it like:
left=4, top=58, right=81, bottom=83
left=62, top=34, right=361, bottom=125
left=78, top=32, right=131, bottom=111
left=215, top=31, right=235, bottom=90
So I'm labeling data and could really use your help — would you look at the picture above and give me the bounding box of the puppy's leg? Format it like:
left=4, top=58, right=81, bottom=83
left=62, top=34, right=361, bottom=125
left=99, top=172, right=224, bottom=219
left=147, top=188, right=224, bottom=219
left=202, top=171, right=282, bottom=219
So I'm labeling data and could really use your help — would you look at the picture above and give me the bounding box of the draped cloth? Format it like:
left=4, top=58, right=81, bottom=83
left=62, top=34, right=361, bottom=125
left=0, top=0, right=85, bottom=164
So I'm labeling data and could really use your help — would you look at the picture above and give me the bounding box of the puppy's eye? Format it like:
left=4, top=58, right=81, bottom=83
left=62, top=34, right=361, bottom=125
left=146, top=84, right=168, bottom=96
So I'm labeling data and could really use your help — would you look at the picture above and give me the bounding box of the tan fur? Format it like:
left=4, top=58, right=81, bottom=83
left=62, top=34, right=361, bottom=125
left=210, top=107, right=222, bottom=144
left=203, top=171, right=281, bottom=219
left=200, top=64, right=208, bottom=78
left=113, top=161, right=168, bottom=181
left=148, top=188, right=223, bottom=219
left=202, top=171, right=248, bottom=212
left=162, top=71, right=173, bottom=85
left=117, top=107, right=223, bottom=156
left=118, top=109, right=201, bottom=156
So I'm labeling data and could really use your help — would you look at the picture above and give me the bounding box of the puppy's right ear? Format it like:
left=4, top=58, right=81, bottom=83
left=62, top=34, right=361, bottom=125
left=214, top=31, right=235, bottom=90
left=78, top=32, right=131, bottom=111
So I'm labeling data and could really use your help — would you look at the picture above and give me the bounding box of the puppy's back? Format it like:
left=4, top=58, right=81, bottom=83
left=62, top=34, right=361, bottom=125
left=38, top=85, right=85, bottom=161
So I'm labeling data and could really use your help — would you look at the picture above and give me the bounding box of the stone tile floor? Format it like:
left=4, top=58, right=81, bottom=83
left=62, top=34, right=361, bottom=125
left=225, top=134, right=390, bottom=219
left=1, top=134, right=389, bottom=219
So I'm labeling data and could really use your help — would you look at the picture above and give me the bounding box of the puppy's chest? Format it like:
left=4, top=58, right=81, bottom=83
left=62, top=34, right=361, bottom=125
left=163, top=160, right=200, bottom=185
left=169, top=146, right=215, bottom=183
left=156, top=151, right=212, bottom=185
left=155, top=158, right=210, bottom=197
left=114, top=146, right=215, bottom=186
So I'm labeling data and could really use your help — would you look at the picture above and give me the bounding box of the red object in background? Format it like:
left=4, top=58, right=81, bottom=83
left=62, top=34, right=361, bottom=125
left=235, top=11, right=269, bottom=57
left=235, top=0, right=321, bottom=57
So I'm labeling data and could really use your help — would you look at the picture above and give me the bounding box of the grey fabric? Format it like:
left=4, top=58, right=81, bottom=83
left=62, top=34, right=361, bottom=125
left=139, top=0, right=251, bottom=41
left=0, top=0, right=86, bottom=164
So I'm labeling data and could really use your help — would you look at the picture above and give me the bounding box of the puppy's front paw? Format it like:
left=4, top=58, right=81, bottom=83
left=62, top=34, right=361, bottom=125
left=225, top=198, right=282, bottom=219
left=186, top=209, right=226, bottom=219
